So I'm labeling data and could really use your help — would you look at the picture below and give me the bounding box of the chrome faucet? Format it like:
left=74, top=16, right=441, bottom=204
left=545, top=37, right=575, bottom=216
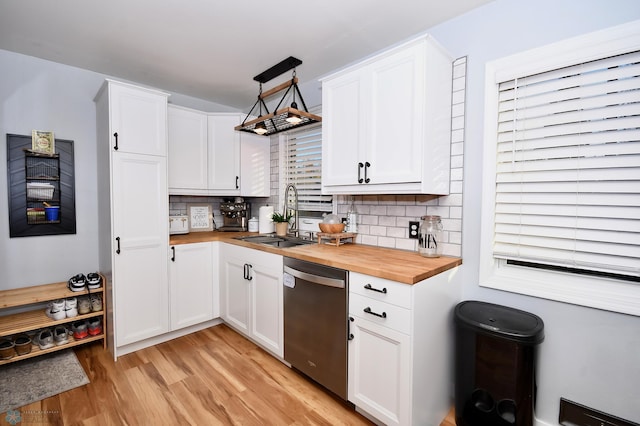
left=283, top=183, right=299, bottom=237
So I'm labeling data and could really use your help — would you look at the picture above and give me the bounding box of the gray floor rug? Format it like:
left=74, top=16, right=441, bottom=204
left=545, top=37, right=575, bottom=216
left=0, top=349, right=90, bottom=413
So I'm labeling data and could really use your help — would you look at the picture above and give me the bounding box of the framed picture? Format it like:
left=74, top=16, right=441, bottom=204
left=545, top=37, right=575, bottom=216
left=187, top=203, right=213, bottom=232
left=31, top=130, right=55, bottom=154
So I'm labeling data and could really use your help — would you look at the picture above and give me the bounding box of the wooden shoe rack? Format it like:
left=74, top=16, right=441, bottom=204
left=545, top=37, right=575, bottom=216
left=0, top=274, right=106, bottom=365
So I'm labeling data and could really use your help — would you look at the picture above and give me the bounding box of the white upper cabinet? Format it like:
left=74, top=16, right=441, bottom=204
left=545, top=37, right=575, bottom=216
left=207, top=114, right=241, bottom=194
left=108, top=81, right=168, bottom=156
left=168, top=108, right=269, bottom=197
left=321, top=34, right=453, bottom=195
left=167, top=105, right=208, bottom=193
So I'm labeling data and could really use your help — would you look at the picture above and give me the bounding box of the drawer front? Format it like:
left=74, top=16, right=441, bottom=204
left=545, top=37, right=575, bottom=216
left=349, top=272, right=412, bottom=309
left=349, top=293, right=411, bottom=334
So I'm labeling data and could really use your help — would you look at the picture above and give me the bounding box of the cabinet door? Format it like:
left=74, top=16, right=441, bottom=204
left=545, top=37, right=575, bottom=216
left=167, top=106, right=208, bottom=193
left=367, top=44, right=424, bottom=185
left=109, top=82, right=168, bottom=156
left=321, top=71, right=364, bottom=187
left=219, top=250, right=250, bottom=334
left=207, top=114, right=241, bottom=194
left=348, top=316, right=411, bottom=426
left=169, top=242, right=214, bottom=330
left=240, top=132, right=270, bottom=197
left=111, top=152, right=169, bottom=346
left=250, top=259, right=284, bottom=357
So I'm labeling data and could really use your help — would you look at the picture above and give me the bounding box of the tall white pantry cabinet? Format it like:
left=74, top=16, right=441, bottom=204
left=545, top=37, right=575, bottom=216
left=95, top=80, right=170, bottom=359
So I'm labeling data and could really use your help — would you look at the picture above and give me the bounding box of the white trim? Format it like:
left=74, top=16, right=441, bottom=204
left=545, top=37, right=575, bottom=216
left=479, top=19, right=640, bottom=317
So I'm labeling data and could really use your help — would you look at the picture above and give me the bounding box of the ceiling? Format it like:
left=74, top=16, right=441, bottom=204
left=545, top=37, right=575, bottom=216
left=0, top=0, right=493, bottom=110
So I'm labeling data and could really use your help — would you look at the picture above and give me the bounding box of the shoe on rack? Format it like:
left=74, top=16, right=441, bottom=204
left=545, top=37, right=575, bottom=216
left=46, top=299, right=66, bottom=321
left=14, top=334, right=32, bottom=355
left=72, top=321, right=88, bottom=340
left=34, top=329, right=54, bottom=350
left=87, top=272, right=102, bottom=290
left=68, top=273, right=87, bottom=292
left=65, top=297, right=78, bottom=318
left=53, top=326, right=69, bottom=346
left=90, top=294, right=103, bottom=312
left=77, top=296, right=91, bottom=315
left=0, top=338, right=15, bottom=360
left=87, top=317, right=102, bottom=336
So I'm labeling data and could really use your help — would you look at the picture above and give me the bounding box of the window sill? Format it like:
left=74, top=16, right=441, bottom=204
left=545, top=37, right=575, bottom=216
left=479, top=260, right=640, bottom=317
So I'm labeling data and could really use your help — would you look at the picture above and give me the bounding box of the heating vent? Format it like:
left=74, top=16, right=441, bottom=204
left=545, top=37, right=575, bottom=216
left=559, top=398, right=639, bottom=426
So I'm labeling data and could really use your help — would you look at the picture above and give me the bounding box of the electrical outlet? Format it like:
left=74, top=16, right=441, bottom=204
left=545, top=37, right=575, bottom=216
left=409, top=221, right=420, bottom=239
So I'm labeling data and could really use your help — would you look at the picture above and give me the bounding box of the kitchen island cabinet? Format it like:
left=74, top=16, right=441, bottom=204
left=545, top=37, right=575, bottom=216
left=169, top=242, right=218, bottom=330
left=219, top=243, right=284, bottom=357
left=321, top=34, right=453, bottom=195
left=95, top=80, right=170, bottom=357
left=348, top=269, right=459, bottom=426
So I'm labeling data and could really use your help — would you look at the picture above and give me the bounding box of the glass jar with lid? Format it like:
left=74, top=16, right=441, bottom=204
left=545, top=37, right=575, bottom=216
left=418, top=215, right=443, bottom=258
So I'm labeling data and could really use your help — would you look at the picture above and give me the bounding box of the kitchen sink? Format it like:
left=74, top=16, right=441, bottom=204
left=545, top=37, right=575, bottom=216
left=234, top=235, right=314, bottom=248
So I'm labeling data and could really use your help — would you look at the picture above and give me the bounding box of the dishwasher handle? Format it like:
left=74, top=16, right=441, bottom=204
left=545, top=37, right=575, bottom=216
left=284, top=265, right=345, bottom=289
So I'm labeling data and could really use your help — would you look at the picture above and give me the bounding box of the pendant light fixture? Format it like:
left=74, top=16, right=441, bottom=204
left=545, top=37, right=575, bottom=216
left=235, top=56, right=321, bottom=136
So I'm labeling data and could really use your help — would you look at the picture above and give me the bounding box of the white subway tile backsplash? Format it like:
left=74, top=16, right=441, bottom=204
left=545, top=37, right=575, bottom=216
left=406, top=205, right=428, bottom=218
left=387, top=205, right=406, bottom=216
left=379, top=215, right=397, bottom=227
left=387, top=226, right=405, bottom=238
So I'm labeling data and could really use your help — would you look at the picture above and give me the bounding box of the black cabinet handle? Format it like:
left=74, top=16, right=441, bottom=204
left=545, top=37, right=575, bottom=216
left=364, top=283, right=387, bottom=294
left=364, top=306, right=386, bottom=318
left=113, top=132, right=119, bottom=151
left=235, top=176, right=239, bottom=189
left=357, top=162, right=364, bottom=184
left=115, top=236, right=121, bottom=254
left=364, top=161, right=371, bottom=183
left=348, top=316, right=354, bottom=341
left=243, top=264, right=247, bottom=279
left=243, top=263, right=253, bottom=280
left=171, top=246, right=175, bottom=262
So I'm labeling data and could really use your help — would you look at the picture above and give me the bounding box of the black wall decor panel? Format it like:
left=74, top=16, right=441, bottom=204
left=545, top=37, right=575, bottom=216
left=7, top=134, right=76, bottom=237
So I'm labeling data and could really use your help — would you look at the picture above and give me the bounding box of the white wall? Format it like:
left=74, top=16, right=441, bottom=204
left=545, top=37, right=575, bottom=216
left=0, top=50, right=235, bottom=288
left=427, top=0, right=640, bottom=424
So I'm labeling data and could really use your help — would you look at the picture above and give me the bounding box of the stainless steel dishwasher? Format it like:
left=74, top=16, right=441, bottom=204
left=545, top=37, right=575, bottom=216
left=283, top=257, right=349, bottom=400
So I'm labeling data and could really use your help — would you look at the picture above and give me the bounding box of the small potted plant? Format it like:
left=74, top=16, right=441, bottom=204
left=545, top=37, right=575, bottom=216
left=272, top=211, right=292, bottom=236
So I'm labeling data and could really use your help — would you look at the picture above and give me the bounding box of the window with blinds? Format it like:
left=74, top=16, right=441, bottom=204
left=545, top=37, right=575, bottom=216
left=494, top=50, right=640, bottom=280
left=480, top=20, right=640, bottom=316
left=283, top=125, right=333, bottom=215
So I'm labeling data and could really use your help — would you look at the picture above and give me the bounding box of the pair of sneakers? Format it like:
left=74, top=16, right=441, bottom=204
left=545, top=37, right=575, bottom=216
left=71, top=317, right=102, bottom=339
left=33, top=328, right=55, bottom=349
left=77, top=294, right=103, bottom=314
left=68, top=273, right=102, bottom=292
left=45, top=297, right=78, bottom=320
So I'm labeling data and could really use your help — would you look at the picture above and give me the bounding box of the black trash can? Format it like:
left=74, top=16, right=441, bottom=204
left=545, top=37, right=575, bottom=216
left=454, top=301, right=544, bottom=426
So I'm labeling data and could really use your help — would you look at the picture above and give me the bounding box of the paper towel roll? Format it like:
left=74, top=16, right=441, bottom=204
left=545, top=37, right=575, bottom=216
left=259, top=205, right=275, bottom=234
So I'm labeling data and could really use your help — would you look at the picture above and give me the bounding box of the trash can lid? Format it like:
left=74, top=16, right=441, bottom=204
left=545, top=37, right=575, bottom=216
left=455, top=300, right=544, bottom=345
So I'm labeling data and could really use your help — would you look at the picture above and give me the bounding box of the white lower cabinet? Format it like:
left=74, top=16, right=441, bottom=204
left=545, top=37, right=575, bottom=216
left=349, top=315, right=411, bottom=425
left=348, top=269, right=459, bottom=426
left=169, top=242, right=217, bottom=330
left=219, top=244, right=284, bottom=357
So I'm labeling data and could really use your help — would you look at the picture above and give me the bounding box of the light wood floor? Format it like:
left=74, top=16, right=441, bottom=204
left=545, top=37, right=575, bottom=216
left=2, top=324, right=456, bottom=425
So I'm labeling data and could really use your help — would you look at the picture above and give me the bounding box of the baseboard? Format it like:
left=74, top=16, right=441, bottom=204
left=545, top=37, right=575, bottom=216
left=113, top=318, right=223, bottom=359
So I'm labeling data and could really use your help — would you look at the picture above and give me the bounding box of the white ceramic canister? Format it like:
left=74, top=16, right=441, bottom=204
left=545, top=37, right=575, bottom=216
left=248, top=217, right=259, bottom=232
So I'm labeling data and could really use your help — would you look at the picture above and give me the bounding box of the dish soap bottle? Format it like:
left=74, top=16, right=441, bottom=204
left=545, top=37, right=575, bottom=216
left=346, top=197, right=358, bottom=233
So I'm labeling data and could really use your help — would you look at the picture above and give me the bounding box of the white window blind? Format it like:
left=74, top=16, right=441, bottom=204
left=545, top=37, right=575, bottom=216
left=284, top=125, right=333, bottom=213
left=494, top=50, right=640, bottom=279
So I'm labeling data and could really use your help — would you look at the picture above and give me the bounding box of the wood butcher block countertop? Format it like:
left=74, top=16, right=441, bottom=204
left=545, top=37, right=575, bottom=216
left=170, top=231, right=462, bottom=284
